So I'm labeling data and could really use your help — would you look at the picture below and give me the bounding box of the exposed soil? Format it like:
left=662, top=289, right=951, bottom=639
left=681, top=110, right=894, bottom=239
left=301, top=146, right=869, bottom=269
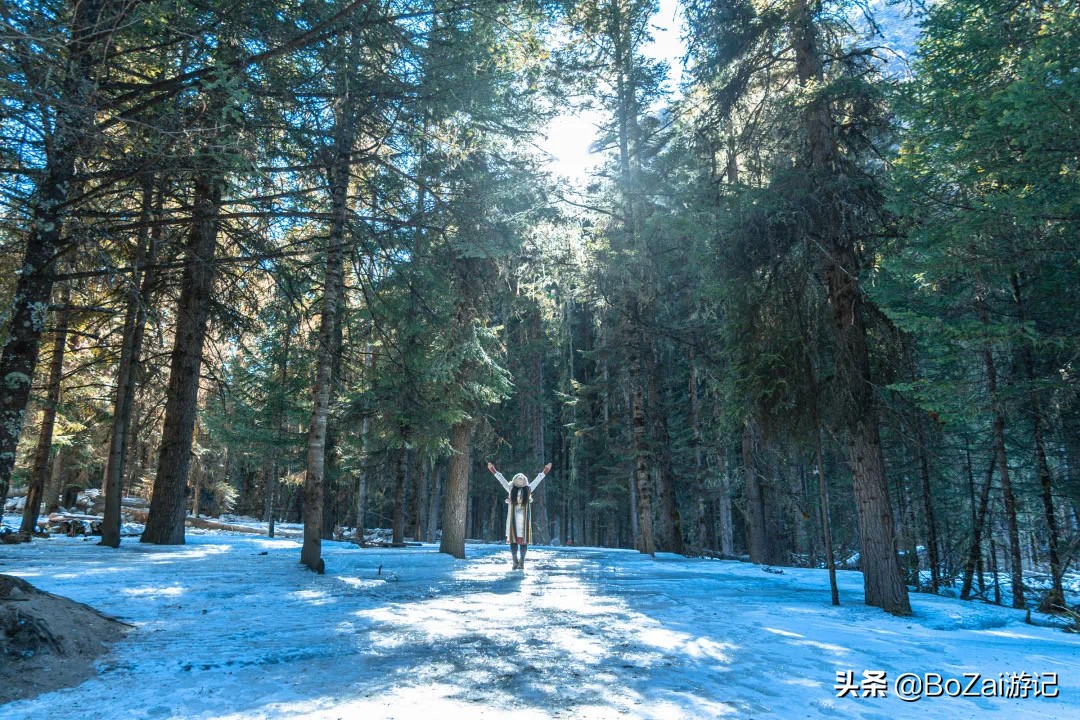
left=0, top=574, right=129, bottom=703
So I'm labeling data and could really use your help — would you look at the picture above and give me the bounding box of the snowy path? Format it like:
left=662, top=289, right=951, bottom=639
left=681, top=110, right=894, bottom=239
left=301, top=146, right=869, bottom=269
left=2, top=532, right=1078, bottom=719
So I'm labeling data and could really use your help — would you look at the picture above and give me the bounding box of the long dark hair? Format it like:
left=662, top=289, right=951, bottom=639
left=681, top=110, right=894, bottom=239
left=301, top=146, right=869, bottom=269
left=510, top=484, right=530, bottom=505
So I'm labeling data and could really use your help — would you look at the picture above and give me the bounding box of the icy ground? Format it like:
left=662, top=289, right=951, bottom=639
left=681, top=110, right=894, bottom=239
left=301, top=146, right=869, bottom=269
left=1, top=530, right=1078, bottom=719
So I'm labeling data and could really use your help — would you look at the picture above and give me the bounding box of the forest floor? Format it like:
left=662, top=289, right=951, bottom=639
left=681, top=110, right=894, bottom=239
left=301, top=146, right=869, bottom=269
left=1, top=524, right=1078, bottom=719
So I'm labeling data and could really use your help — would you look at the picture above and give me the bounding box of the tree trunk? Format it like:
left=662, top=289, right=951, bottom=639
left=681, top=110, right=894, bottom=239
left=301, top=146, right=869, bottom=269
left=792, top=0, right=910, bottom=615
left=689, top=349, right=709, bottom=550
left=648, top=341, right=683, bottom=554
left=917, top=417, right=941, bottom=593
left=529, top=309, right=549, bottom=544
left=961, top=453, right=995, bottom=600
left=630, top=350, right=654, bottom=556
left=300, top=154, right=349, bottom=571
left=322, top=428, right=339, bottom=541
left=816, top=425, right=839, bottom=605
left=265, top=464, right=277, bottom=538
left=191, top=436, right=202, bottom=519
left=1010, top=273, right=1065, bottom=611
left=426, top=459, right=444, bottom=544
left=976, top=282, right=1025, bottom=608
left=440, top=420, right=474, bottom=558
left=354, top=342, right=371, bottom=543
left=392, top=446, right=408, bottom=545
left=45, top=447, right=64, bottom=514
left=140, top=169, right=223, bottom=545
left=102, top=175, right=159, bottom=547
left=716, top=447, right=734, bottom=556
left=899, top=473, right=920, bottom=586
left=0, top=0, right=103, bottom=510
left=20, top=286, right=70, bottom=535
left=742, top=420, right=769, bottom=564
left=413, top=455, right=428, bottom=542
left=354, top=424, right=368, bottom=544
left=300, top=34, right=357, bottom=567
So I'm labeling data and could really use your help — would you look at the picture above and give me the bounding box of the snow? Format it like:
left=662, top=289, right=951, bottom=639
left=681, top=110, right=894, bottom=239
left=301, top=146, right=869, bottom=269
left=1, top=524, right=1079, bottom=719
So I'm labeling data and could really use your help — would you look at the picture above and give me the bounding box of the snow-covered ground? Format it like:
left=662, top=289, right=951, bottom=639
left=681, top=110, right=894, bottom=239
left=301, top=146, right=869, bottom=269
left=1, top=526, right=1078, bottom=719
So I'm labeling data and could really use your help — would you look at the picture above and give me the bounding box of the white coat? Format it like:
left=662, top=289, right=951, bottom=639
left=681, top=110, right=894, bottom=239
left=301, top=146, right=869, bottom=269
left=493, top=470, right=546, bottom=545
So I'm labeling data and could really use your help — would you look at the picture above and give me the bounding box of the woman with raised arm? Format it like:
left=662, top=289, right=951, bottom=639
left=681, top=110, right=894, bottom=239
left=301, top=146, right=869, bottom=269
left=487, top=461, right=551, bottom=570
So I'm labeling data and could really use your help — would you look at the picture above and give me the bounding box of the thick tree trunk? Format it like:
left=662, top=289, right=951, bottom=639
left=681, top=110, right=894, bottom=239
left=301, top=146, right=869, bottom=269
left=792, top=0, right=910, bottom=615
left=20, top=287, right=70, bottom=535
left=102, top=176, right=158, bottom=547
left=140, top=171, right=223, bottom=545
left=837, top=401, right=910, bottom=614
left=440, top=420, right=474, bottom=558
left=0, top=0, right=103, bottom=510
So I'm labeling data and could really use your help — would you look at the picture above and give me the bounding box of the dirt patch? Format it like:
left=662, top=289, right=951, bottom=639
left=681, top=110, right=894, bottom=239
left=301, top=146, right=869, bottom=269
left=0, top=574, right=129, bottom=703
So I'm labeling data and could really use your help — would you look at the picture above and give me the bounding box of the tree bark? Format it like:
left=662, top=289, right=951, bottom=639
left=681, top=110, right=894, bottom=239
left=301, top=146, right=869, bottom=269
left=300, top=127, right=351, bottom=572
left=265, top=464, right=276, bottom=538
left=961, top=453, right=995, bottom=600
left=648, top=341, right=683, bottom=554
left=426, top=459, right=444, bottom=544
left=140, top=169, right=223, bottom=545
left=742, top=420, right=769, bottom=564
left=1010, top=273, right=1065, bottom=611
left=630, top=345, right=655, bottom=556
left=392, top=446, right=408, bottom=545
left=792, top=0, right=910, bottom=615
left=354, top=424, right=368, bottom=543
left=20, top=286, right=70, bottom=535
left=976, top=281, right=1025, bottom=608
left=717, top=449, right=734, bottom=556
left=440, top=420, right=474, bottom=558
left=45, top=447, right=64, bottom=514
left=816, top=424, right=839, bottom=605
left=0, top=0, right=104, bottom=510
left=689, top=348, right=709, bottom=550
left=102, top=175, right=158, bottom=547
left=917, top=416, right=941, bottom=593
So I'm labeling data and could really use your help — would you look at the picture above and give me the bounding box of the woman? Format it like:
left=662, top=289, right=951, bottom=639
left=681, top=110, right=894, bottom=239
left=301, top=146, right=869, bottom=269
left=487, top=461, right=551, bottom=569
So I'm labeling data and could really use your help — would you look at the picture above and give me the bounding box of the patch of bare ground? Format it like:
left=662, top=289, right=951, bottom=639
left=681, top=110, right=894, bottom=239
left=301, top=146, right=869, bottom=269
left=0, top=574, right=129, bottom=703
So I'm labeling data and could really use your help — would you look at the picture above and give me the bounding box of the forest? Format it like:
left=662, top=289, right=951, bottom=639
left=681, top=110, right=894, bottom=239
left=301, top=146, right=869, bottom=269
left=1, top=0, right=1078, bottom=632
